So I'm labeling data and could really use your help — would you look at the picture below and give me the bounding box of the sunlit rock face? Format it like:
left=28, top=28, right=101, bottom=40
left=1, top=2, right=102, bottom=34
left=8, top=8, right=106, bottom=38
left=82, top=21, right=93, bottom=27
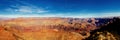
left=86, top=31, right=117, bottom=40
left=0, top=17, right=120, bottom=40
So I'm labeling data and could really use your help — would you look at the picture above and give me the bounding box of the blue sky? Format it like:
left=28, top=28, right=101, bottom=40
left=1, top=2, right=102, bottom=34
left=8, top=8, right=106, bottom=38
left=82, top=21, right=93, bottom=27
left=0, top=0, right=120, bottom=18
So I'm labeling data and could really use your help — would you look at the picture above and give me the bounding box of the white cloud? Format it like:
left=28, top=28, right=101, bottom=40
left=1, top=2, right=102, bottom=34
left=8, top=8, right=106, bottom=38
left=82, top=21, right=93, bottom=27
left=9, top=0, right=48, bottom=14
left=1, top=12, right=120, bottom=18
left=36, top=9, right=48, bottom=13
left=19, top=6, right=47, bottom=13
left=15, top=6, right=33, bottom=13
left=0, top=14, right=59, bottom=18
left=6, top=5, right=48, bottom=14
left=101, top=12, right=120, bottom=17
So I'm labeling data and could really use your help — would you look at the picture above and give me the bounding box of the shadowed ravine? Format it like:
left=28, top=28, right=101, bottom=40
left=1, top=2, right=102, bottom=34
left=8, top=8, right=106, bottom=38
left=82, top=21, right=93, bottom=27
left=85, top=17, right=120, bottom=40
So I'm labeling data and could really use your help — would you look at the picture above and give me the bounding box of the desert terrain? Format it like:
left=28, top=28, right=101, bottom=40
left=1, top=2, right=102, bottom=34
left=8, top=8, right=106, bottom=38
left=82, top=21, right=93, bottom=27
left=0, top=17, right=120, bottom=40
